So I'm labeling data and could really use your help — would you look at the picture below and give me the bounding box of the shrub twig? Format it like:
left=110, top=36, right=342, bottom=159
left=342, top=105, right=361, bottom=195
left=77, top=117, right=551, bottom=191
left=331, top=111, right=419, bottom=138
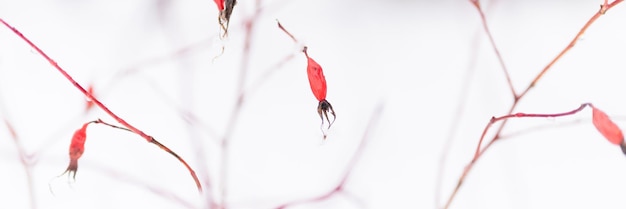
left=0, top=18, right=203, bottom=192
left=441, top=1, right=625, bottom=208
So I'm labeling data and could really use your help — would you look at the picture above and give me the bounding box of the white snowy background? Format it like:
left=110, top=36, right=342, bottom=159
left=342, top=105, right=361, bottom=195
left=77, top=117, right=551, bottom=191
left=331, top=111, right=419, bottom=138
left=1, top=0, right=626, bottom=209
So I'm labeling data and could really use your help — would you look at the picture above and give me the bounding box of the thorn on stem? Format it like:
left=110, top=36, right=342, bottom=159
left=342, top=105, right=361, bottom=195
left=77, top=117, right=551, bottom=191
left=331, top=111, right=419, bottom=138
left=600, top=4, right=608, bottom=14
left=276, top=19, right=299, bottom=43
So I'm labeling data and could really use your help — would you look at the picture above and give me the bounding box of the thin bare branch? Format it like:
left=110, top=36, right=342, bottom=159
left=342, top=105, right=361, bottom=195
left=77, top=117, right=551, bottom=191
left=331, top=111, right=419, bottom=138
left=517, top=0, right=624, bottom=100
left=0, top=18, right=202, bottom=192
left=442, top=1, right=624, bottom=207
left=275, top=103, right=384, bottom=209
left=444, top=103, right=592, bottom=209
left=470, top=0, right=517, bottom=98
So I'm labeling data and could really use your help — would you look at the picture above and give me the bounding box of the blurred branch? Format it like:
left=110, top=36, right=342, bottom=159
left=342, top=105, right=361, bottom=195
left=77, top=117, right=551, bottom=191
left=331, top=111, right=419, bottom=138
left=91, top=163, right=197, bottom=209
left=218, top=0, right=262, bottom=207
left=470, top=0, right=516, bottom=98
left=0, top=78, right=37, bottom=209
left=434, top=25, right=482, bottom=207
left=275, top=103, right=384, bottom=209
left=2, top=119, right=37, bottom=209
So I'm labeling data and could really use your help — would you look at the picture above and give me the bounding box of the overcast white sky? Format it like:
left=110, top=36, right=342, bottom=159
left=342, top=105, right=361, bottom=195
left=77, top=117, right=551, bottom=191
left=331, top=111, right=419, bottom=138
left=1, top=0, right=626, bottom=209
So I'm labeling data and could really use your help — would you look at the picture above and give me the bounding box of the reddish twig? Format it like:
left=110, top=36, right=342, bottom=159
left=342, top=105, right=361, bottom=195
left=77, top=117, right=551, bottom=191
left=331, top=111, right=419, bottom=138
left=517, top=0, right=623, bottom=100
left=442, top=1, right=624, bottom=208
left=472, top=0, right=624, bottom=163
left=445, top=103, right=592, bottom=209
left=275, top=104, right=384, bottom=209
left=470, top=0, right=516, bottom=98
left=0, top=18, right=202, bottom=192
left=500, top=115, right=626, bottom=140
left=276, top=20, right=298, bottom=43
left=491, top=103, right=590, bottom=121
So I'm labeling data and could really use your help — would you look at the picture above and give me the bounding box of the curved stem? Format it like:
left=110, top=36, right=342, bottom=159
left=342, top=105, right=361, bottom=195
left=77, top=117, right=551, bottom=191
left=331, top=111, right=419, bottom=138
left=0, top=18, right=202, bottom=192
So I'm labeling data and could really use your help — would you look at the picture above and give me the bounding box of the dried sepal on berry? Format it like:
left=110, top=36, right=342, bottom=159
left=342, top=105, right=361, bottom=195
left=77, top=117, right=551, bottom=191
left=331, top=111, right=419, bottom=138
left=215, top=0, right=237, bottom=37
left=318, top=99, right=336, bottom=129
left=591, top=106, right=624, bottom=145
